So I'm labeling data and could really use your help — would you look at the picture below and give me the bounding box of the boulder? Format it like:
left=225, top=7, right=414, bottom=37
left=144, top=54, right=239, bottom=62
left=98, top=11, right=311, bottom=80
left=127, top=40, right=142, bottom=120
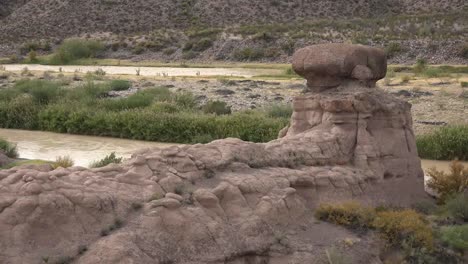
left=292, top=43, right=387, bottom=91
left=0, top=151, right=11, bottom=167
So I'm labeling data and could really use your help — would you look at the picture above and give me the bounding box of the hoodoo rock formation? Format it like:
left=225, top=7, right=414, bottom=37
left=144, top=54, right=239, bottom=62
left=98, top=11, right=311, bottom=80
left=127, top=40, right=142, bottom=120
left=0, top=44, right=426, bottom=264
left=292, top=44, right=387, bottom=91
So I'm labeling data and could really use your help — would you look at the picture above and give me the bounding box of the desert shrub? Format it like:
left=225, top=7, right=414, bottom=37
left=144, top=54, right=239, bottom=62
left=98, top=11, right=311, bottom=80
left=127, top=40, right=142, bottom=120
left=90, top=152, right=123, bottom=168
left=191, top=38, right=213, bottom=52
left=109, top=80, right=131, bottom=91
left=444, top=192, right=468, bottom=221
left=413, top=58, right=428, bottom=74
left=233, top=47, right=265, bottom=61
left=28, top=50, right=38, bottom=63
left=0, top=138, right=19, bottom=158
left=412, top=200, right=438, bottom=215
left=181, top=51, right=198, bottom=60
left=14, top=79, right=62, bottom=104
left=173, top=92, right=197, bottom=109
left=49, top=39, right=104, bottom=64
left=97, top=93, right=153, bottom=111
left=53, top=156, right=74, bottom=168
left=461, top=82, right=468, bottom=88
left=373, top=209, right=433, bottom=249
left=426, top=161, right=468, bottom=202
left=315, top=202, right=375, bottom=229
left=417, top=125, right=468, bottom=161
left=440, top=225, right=468, bottom=251
left=202, top=101, right=232, bottom=115
left=385, top=42, right=402, bottom=58
left=459, top=43, right=468, bottom=59
left=264, top=104, right=293, bottom=118
left=401, top=75, right=411, bottom=84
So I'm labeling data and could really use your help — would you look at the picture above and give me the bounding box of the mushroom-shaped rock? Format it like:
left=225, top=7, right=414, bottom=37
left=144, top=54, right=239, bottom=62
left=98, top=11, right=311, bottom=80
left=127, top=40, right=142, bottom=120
left=292, top=43, right=387, bottom=91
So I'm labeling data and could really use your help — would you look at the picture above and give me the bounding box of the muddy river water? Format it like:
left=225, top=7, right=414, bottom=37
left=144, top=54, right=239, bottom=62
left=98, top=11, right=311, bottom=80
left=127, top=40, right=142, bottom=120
left=1, top=129, right=466, bottom=170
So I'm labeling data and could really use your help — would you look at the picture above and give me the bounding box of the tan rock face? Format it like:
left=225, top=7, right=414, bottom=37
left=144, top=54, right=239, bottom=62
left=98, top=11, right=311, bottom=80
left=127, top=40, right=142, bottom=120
left=0, top=44, right=425, bottom=264
left=292, top=43, right=387, bottom=91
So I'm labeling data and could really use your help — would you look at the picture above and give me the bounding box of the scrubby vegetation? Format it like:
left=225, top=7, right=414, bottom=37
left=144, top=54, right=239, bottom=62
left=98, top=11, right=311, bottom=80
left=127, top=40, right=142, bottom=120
left=53, top=156, right=74, bottom=169
left=416, top=125, right=468, bottom=161
left=426, top=161, right=468, bottom=202
left=315, top=201, right=468, bottom=262
left=316, top=202, right=434, bottom=259
left=49, top=39, right=105, bottom=65
left=0, top=138, right=18, bottom=158
left=90, top=152, right=123, bottom=168
left=0, top=79, right=289, bottom=144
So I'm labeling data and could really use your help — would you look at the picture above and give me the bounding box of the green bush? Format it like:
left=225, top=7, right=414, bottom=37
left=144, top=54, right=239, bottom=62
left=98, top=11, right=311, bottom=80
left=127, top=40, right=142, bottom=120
left=233, top=47, right=265, bottom=61
left=440, top=225, right=468, bottom=251
left=0, top=82, right=288, bottom=144
left=202, top=101, right=232, bottom=115
left=90, top=152, right=123, bottom=168
left=417, top=125, right=468, bottom=161
left=109, top=80, right=131, bottom=91
left=14, top=79, right=62, bottom=104
left=413, top=58, right=428, bottom=74
left=445, top=193, right=468, bottom=221
left=97, top=94, right=153, bottom=111
left=264, top=104, right=293, bottom=118
left=0, top=138, right=19, bottom=158
left=461, top=82, right=468, bottom=88
left=49, top=39, right=105, bottom=64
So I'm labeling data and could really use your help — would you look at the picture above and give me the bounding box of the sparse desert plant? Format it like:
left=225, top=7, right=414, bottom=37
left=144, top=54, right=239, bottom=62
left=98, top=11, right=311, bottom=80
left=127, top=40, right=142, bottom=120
left=417, top=125, right=468, bottom=161
left=0, top=138, right=19, bottom=158
left=459, top=43, right=468, bottom=59
left=202, top=101, right=232, bottom=115
left=400, top=75, right=411, bottom=84
left=109, top=80, right=131, bottom=91
left=413, top=58, right=428, bottom=74
left=385, top=42, right=402, bottom=58
left=90, top=152, right=123, bottom=168
left=372, top=209, right=433, bottom=249
left=28, top=50, right=38, bottom=63
left=426, top=161, right=468, bottom=202
left=315, top=202, right=375, bottom=229
left=461, top=82, right=468, bottom=88
left=440, top=224, right=468, bottom=252
left=444, top=192, right=468, bottom=221
left=53, top=155, right=74, bottom=168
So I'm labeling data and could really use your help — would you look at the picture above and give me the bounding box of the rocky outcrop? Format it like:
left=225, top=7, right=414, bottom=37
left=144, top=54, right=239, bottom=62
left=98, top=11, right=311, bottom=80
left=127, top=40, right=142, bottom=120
left=0, top=44, right=426, bottom=264
left=292, top=44, right=387, bottom=91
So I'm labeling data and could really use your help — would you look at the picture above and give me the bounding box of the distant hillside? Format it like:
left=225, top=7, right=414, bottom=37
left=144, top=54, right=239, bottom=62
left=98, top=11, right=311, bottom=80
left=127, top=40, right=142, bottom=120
left=0, top=0, right=467, bottom=63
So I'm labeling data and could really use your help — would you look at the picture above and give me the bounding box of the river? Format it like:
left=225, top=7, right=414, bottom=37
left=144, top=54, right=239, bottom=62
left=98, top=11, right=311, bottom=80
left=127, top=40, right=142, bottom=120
left=0, top=129, right=177, bottom=167
left=1, top=64, right=282, bottom=78
left=1, top=128, right=466, bottom=170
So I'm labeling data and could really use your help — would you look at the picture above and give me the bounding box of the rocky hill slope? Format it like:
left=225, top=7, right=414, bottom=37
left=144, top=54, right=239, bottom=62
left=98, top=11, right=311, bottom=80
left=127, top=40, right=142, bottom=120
left=0, top=0, right=467, bottom=63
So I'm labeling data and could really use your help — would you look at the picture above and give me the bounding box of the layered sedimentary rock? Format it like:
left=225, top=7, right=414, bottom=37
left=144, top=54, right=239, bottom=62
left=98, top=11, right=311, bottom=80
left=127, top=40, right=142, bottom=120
left=0, top=44, right=425, bottom=264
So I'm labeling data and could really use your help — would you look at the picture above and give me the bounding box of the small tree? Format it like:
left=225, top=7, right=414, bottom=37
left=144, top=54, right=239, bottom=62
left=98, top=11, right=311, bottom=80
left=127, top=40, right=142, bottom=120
left=28, top=50, right=38, bottom=63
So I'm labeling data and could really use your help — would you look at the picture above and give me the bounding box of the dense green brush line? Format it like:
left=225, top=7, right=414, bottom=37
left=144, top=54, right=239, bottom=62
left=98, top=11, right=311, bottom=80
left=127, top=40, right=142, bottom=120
left=0, top=80, right=289, bottom=144
left=417, top=125, right=468, bottom=161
